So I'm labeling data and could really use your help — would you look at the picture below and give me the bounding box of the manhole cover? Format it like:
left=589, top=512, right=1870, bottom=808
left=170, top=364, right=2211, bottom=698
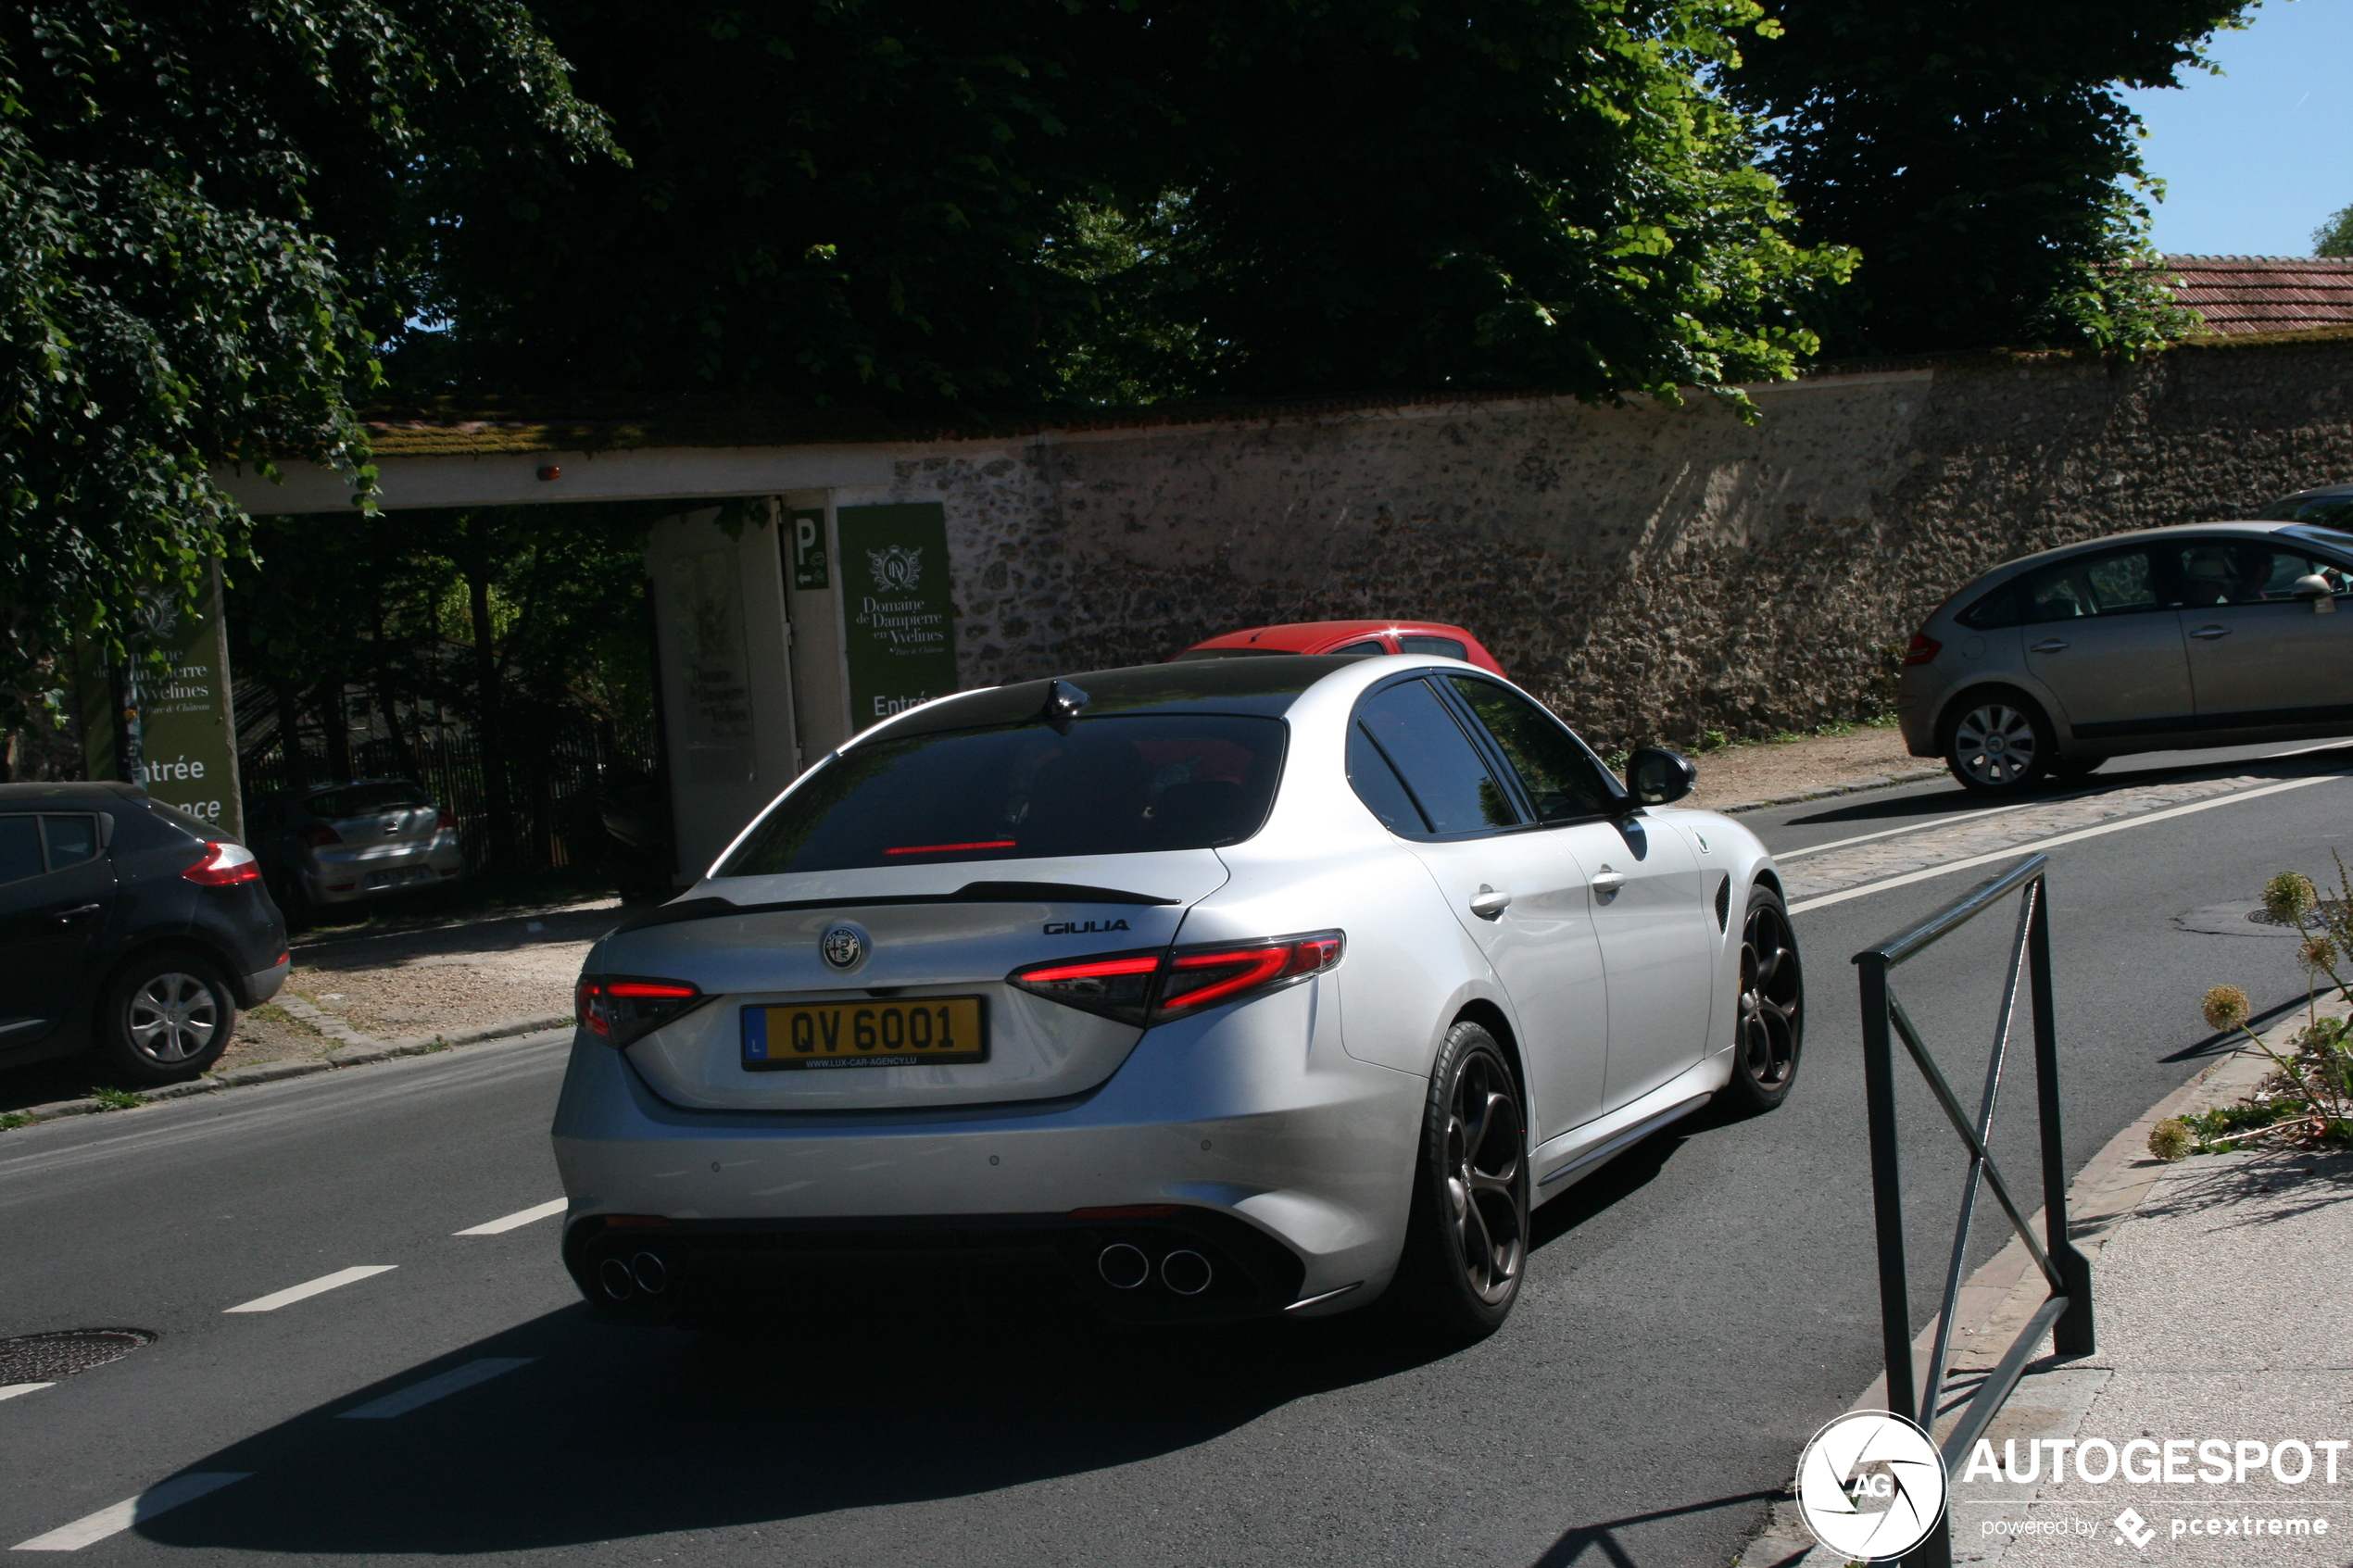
left=0, top=1328, right=156, bottom=1384
left=2250, top=900, right=2351, bottom=929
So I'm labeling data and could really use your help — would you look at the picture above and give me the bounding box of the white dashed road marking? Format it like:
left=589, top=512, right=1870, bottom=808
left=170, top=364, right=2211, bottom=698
left=0, top=1384, right=52, bottom=1402
left=10, top=1473, right=251, bottom=1551
left=222, top=1265, right=396, bottom=1313
left=337, top=1357, right=535, bottom=1419
left=453, top=1198, right=567, bottom=1236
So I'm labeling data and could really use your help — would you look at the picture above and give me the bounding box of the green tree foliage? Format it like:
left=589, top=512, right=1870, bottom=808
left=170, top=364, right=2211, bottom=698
left=411, top=0, right=1849, bottom=416
left=0, top=1, right=612, bottom=725
left=2316, top=204, right=2353, bottom=258
left=1725, top=0, right=2252, bottom=356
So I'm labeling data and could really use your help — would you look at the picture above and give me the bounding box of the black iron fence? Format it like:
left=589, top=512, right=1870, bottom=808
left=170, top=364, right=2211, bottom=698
left=1854, top=852, right=2095, bottom=1568
left=234, top=683, right=660, bottom=878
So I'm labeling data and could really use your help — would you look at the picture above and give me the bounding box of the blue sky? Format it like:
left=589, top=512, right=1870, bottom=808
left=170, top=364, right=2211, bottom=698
left=2119, top=0, right=2353, bottom=256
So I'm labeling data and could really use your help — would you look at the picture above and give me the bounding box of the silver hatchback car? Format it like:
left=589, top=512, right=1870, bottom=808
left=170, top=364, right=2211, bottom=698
left=1897, top=520, right=2353, bottom=794
left=553, top=656, right=1800, bottom=1339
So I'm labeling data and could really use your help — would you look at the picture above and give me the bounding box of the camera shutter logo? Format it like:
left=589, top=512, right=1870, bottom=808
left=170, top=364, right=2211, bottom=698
left=820, top=924, right=866, bottom=972
left=1794, top=1411, right=1947, bottom=1560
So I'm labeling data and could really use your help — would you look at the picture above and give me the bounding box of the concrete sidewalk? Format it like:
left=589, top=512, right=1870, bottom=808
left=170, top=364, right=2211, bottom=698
left=1745, top=1000, right=2353, bottom=1567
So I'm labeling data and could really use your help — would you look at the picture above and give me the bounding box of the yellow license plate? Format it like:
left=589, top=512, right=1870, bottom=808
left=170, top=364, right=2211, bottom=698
left=740, top=997, right=988, bottom=1072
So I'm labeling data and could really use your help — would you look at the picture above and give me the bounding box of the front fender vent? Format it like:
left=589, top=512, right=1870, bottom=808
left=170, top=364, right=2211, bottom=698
left=1715, top=874, right=1732, bottom=932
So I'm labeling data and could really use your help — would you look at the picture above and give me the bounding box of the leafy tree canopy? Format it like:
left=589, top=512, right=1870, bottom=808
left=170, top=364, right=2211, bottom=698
left=1725, top=0, right=2256, bottom=356
left=407, top=0, right=1851, bottom=417
left=2317, top=203, right=2353, bottom=258
left=0, top=0, right=613, bottom=721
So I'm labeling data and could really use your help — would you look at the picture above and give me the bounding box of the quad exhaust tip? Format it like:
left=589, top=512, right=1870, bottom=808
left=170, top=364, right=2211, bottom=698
left=598, top=1250, right=673, bottom=1301
left=1096, top=1243, right=1213, bottom=1296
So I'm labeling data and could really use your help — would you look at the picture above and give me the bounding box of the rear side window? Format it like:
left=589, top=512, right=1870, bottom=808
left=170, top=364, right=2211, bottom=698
left=42, top=816, right=98, bottom=868
left=1398, top=634, right=1468, bottom=660
left=2015, top=547, right=2162, bottom=623
left=0, top=817, right=41, bottom=884
left=718, top=715, right=1286, bottom=875
left=1446, top=678, right=1620, bottom=822
left=306, top=783, right=428, bottom=819
left=1347, top=679, right=1519, bottom=837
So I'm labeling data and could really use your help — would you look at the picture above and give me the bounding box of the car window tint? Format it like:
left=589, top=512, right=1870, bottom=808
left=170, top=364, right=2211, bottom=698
left=1398, top=635, right=1469, bottom=660
left=2018, top=548, right=2159, bottom=622
left=41, top=815, right=97, bottom=868
left=2177, top=543, right=2352, bottom=605
left=1350, top=679, right=1518, bottom=835
left=718, top=715, right=1286, bottom=875
left=306, top=783, right=428, bottom=819
left=0, top=817, right=42, bottom=884
left=1345, top=722, right=1429, bottom=834
left=1445, top=677, right=1618, bottom=822
left=1330, top=640, right=1386, bottom=656
left=1957, top=583, right=2022, bottom=631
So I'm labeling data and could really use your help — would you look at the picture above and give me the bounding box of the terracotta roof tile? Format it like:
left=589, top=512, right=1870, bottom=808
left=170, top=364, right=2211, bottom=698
left=2158, top=255, right=2353, bottom=334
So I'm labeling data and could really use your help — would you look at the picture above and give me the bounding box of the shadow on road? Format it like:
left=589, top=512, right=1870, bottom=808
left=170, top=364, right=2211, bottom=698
left=1529, top=1486, right=1786, bottom=1567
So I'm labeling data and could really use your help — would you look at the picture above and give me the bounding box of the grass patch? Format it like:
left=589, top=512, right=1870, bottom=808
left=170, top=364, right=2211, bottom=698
left=89, top=1085, right=148, bottom=1110
left=249, top=1001, right=324, bottom=1038
left=0, top=1111, right=31, bottom=1131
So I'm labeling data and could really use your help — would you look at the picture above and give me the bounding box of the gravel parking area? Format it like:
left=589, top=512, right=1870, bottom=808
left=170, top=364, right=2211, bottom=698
left=1684, top=722, right=1933, bottom=810
left=285, top=899, right=622, bottom=1039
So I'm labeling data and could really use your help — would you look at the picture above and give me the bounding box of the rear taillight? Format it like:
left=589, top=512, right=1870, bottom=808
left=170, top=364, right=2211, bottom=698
left=1008, top=932, right=1343, bottom=1029
left=298, top=823, right=342, bottom=848
left=435, top=809, right=457, bottom=833
left=576, top=976, right=710, bottom=1048
left=182, top=842, right=260, bottom=885
left=1901, top=633, right=1942, bottom=666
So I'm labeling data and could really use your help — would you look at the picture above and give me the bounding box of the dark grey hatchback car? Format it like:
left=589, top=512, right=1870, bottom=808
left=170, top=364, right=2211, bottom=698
left=0, top=783, right=288, bottom=1085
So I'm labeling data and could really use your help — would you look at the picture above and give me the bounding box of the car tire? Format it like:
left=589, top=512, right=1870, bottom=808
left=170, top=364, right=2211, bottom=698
left=94, top=949, right=236, bottom=1085
left=2050, top=753, right=2108, bottom=781
left=1718, top=886, right=1803, bottom=1114
left=1389, top=1021, right=1528, bottom=1342
left=1942, top=693, right=2055, bottom=796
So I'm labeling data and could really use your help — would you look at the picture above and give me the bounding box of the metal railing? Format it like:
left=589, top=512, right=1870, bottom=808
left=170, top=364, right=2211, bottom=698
left=1854, top=852, right=2095, bottom=1568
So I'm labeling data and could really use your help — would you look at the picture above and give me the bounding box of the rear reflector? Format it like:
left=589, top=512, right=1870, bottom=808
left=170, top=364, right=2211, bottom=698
left=297, top=823, right=342, bottom=848
left=182, top=842, right=260, bottom=885
left=577, top=976, right=711, bottom=1048
left=1009, top=932, right=1343, bottom=1029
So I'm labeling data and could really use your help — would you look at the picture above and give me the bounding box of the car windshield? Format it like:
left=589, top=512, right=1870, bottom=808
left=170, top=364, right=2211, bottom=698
left=2257, top=495, right=2353, bottom=525
left=717, top=715, right=1288, bottom=875
left=306, top=783, right=428, bottom=819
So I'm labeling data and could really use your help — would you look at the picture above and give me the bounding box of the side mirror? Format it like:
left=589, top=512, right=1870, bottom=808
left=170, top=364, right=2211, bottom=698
left=2293, top=574, right=2338, bottom=614
left=1626, top=746, right=1697, bottom=808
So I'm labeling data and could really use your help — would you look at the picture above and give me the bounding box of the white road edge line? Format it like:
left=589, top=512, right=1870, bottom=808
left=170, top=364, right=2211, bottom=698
left=10, top=1473, right=251, bottom=1552
left=337, top=1357, right=535, bottom=1420
left=222, top=1264, right=396, bottom=1314
left=0, top=1384, right=53, bottom=1402
left=1787, top=772, right=2343, bottom=917
left=1772, top=738, right=2353, bottom=864
left=453, top=1198, right=568, bottom=1236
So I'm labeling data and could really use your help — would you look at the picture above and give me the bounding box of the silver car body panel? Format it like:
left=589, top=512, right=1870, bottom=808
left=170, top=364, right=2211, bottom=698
left=554, top=655, right=1780, bottom=1311
left=1898, top=520, right=2353, bottom=762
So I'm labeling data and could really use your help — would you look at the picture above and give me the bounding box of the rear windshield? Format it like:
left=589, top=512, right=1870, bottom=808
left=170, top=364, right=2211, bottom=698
left=306, top=783, right=428, bottom=819
left=717, top=715, right=1287, bottom=876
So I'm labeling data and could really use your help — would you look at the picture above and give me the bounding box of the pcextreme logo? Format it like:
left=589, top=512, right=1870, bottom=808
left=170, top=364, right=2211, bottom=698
left=1794, top=1411, right=1948, bottom=1561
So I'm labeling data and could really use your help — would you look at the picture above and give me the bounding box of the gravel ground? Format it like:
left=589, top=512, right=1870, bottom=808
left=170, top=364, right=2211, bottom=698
left=1683, top=723, right=1929, bottom=810
left=285, top=899, right=622, bottom=1038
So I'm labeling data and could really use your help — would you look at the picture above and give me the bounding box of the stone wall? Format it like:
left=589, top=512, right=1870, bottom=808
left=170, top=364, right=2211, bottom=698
left=827, top=330, right=2353, bottom=753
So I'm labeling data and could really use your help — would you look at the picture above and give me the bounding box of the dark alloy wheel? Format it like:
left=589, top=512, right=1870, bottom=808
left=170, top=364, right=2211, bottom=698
left=1944, top=696, right=2054, bottom=796
left=1722, top=888, right=1803, bottom=1112
left=94, top=950, right=235, bottom=1085
left=1392, top=1022, right=1528, bottom=1341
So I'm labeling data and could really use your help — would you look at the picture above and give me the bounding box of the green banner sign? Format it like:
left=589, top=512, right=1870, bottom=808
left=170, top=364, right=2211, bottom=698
left=836, top=502, right=959, bottom=732
left=79, top=563, right=245, bottom=839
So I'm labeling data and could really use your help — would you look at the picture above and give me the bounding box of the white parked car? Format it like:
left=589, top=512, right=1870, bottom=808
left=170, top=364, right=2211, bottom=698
left=553, top=656, right=1801, bottom=1339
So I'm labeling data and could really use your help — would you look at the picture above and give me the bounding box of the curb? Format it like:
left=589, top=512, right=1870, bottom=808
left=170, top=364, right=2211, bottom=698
left=1736, top=997, right=2334, bottom=1566
left=1715, top=765, right=1949, bottom=816
left=0, top=1010, right=574, bottom=1129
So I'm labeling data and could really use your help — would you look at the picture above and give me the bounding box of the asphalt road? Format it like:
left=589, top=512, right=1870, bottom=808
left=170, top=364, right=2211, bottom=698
left=1, top=739, right=2347, bottom=1567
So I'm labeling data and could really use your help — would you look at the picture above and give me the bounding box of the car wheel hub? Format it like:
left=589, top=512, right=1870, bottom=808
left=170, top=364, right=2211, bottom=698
left=1443, top=1049, right=1525, bottom=1305
left=127, top=973, right=219, bottom=1063
left=1953, top=704, right=2038, bottom=785
left=1738, top=904, right=1802, bottom=1086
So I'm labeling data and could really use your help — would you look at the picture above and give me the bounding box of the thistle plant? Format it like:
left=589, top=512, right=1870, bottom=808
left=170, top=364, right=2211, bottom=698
left=2183, top=854, right=2353, bottom=1154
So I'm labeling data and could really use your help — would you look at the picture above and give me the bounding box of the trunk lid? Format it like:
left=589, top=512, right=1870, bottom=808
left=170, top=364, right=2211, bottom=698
left=598, top=851, right=1226, bottom=1110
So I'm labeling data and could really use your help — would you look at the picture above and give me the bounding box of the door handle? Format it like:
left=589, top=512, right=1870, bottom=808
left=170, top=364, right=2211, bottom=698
left=54, top=902, right=101, bottom=926
left=2190, top=625, right=2232, bottom=641
left=1590, top=869, right=1627, bottom=902
left=1467, top=884, right=1512, bottom=921
left=2028, top=638, right=2070, bottom=653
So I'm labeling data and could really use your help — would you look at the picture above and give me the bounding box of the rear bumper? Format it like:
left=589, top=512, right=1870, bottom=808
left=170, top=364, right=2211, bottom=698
left=243, top=957, right=290, bottom=1006
left=305, top=841, right=466, bottom=904
left=549, top=989, right=1426, bottom=1323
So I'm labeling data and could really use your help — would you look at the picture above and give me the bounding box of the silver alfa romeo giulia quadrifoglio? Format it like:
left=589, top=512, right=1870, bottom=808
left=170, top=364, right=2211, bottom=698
left=553, top=655, right=1801, bottom=1340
